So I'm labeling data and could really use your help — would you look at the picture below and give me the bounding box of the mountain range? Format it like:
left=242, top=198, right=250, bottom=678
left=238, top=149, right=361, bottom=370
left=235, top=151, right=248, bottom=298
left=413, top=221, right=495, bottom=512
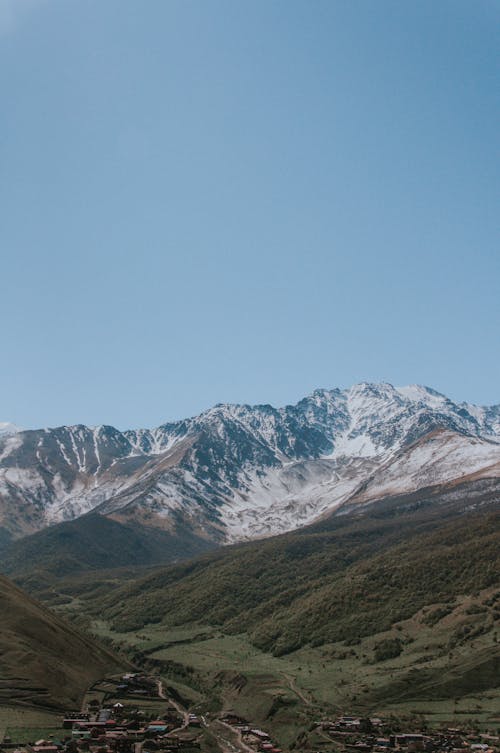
left=1, top=382, right=499, bottom=724
left=54, top=476, right=500, bottom=730
left=1, top=383, right=499, bottom=551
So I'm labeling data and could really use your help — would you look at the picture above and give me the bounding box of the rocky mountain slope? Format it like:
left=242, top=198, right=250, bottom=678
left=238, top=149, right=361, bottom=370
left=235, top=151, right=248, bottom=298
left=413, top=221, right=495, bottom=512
left=0, top=573, right=124, bottom=709
left=1, top=383, right=499, bottom=545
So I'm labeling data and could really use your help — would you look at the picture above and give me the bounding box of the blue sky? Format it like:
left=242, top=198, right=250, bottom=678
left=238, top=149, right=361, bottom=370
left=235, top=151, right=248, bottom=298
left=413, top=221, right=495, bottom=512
left=1, top=0, right=498, bottom=429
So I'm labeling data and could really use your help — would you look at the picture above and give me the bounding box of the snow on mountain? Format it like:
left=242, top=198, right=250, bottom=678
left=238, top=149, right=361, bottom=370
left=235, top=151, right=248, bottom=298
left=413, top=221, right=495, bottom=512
left=0, top=384, right=498, bottom=542
left=0, top=422, right=20, bottom=437
left=342, top=429, right=500, bottom=509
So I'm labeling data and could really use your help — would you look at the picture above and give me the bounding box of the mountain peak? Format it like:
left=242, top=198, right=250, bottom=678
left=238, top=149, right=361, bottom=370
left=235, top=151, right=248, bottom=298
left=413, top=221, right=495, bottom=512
left=0, top=422, right=20, bottom=436
left=395, top=384, right=449, bottom=406
left=0, top=383, right=498, bottom=544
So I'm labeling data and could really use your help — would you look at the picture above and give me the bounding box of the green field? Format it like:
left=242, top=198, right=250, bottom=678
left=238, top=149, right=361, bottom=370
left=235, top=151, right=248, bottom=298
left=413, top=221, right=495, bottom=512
left=0, top=706, right=63, bottom=744
left=3, top=493, right=497, bottom=751
left=88, top=586, right=500, bottom=746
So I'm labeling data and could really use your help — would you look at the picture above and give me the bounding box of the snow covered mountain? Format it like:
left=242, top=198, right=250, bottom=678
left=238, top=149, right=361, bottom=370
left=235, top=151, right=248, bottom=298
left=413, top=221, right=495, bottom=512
left=0, top=383, right=499, bottom=543
left=0, top=422, right=20, bottom=437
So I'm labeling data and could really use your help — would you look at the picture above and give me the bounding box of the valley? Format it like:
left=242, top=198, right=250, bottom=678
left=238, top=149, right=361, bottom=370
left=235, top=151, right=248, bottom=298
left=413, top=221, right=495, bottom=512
left=3, top=0, right=498, bottom=749
left=1, top=622, right=499, bottom=753
left=86, top=603, right=500, bottom=730
left=0, top=385, right=499, bottom=752
left=6, top=489, right=495, bottom=749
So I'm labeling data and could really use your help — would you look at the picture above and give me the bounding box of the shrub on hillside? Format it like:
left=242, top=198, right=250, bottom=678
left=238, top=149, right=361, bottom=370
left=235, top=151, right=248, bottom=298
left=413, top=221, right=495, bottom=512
left=373, top=637, right=403, bottom=662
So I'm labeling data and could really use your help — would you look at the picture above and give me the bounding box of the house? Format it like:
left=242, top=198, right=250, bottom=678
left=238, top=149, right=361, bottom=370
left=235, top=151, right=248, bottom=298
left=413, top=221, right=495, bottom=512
left=392, top=734, right=427, bottom=750
left=146, top=721, right=168, bottom=734
left=63, top=718, right=90, bottom=730
left=249, top=730, right=270, bottom=741
left=374, top=739, right=392, bottom=749
left=27, top=741, right=60, bottom=753
left=339, top=716, right=361, bottom=729
left=221, top=714, right=247, bottom=726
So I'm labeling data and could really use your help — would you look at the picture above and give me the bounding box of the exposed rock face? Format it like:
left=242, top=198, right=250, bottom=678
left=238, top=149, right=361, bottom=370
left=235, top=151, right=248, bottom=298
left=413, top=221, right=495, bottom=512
left=1, top=383, right=499, bottom=542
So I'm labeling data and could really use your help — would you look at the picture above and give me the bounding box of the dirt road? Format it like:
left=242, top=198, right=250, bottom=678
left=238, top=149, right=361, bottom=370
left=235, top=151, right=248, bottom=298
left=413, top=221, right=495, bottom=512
left=281, top=672, right=311, bottom=705
left=157, top=680, right=190, bottom=734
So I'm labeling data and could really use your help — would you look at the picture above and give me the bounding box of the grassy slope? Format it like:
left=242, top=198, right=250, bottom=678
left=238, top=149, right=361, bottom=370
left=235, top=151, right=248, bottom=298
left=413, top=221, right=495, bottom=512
left=48, top=483, right=496, bottom=743
left=0, top=574, right=125, bottom=711
left=0, top=512, right=215, bottom=587
left=3, top=480, right=499, bottom=741
left=85, top=591, right=500, bottom=746
left=88, top=501, right=500, bottom=654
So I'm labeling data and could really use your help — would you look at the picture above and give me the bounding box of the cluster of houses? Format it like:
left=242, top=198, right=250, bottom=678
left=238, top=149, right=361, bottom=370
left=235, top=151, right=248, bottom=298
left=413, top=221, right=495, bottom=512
left=318, top=716, right=500, bottom=753
left=221, top=714, right=283, bottom=753
left=114, top=674, right=159, bottom=699
left=1, top=675, right=499, bottom=753
left=0, top=674, right=200, bottom=753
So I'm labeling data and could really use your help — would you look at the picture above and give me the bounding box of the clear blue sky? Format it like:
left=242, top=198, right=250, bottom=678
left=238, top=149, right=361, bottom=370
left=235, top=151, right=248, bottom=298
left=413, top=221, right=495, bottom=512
left=1, top=0, right=499, bottom=429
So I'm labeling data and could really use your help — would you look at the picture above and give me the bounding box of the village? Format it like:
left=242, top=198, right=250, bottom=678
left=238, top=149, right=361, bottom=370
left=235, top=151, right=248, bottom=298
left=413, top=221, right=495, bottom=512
left=316, top=715, right=500, bottom=753
left=0, top=674, right=499, bottom=753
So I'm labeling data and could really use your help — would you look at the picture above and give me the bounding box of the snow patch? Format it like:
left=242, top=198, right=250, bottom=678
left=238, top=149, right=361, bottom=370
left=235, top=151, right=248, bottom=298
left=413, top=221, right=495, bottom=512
left=0, top=422, right=20, bottom=437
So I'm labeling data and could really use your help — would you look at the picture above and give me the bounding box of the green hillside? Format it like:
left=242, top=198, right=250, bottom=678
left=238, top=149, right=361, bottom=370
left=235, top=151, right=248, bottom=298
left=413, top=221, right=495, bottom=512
left=90, top=498, right=500, bottom=656
left=3, top=480, right=498, bottom=738
left=0, top=512, right=215, bottom=587
left=0, top=574, right=125, bottom=710
left=65, top=485, right=500, bottom=734
left=67, top=495, right=499, bottom=743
